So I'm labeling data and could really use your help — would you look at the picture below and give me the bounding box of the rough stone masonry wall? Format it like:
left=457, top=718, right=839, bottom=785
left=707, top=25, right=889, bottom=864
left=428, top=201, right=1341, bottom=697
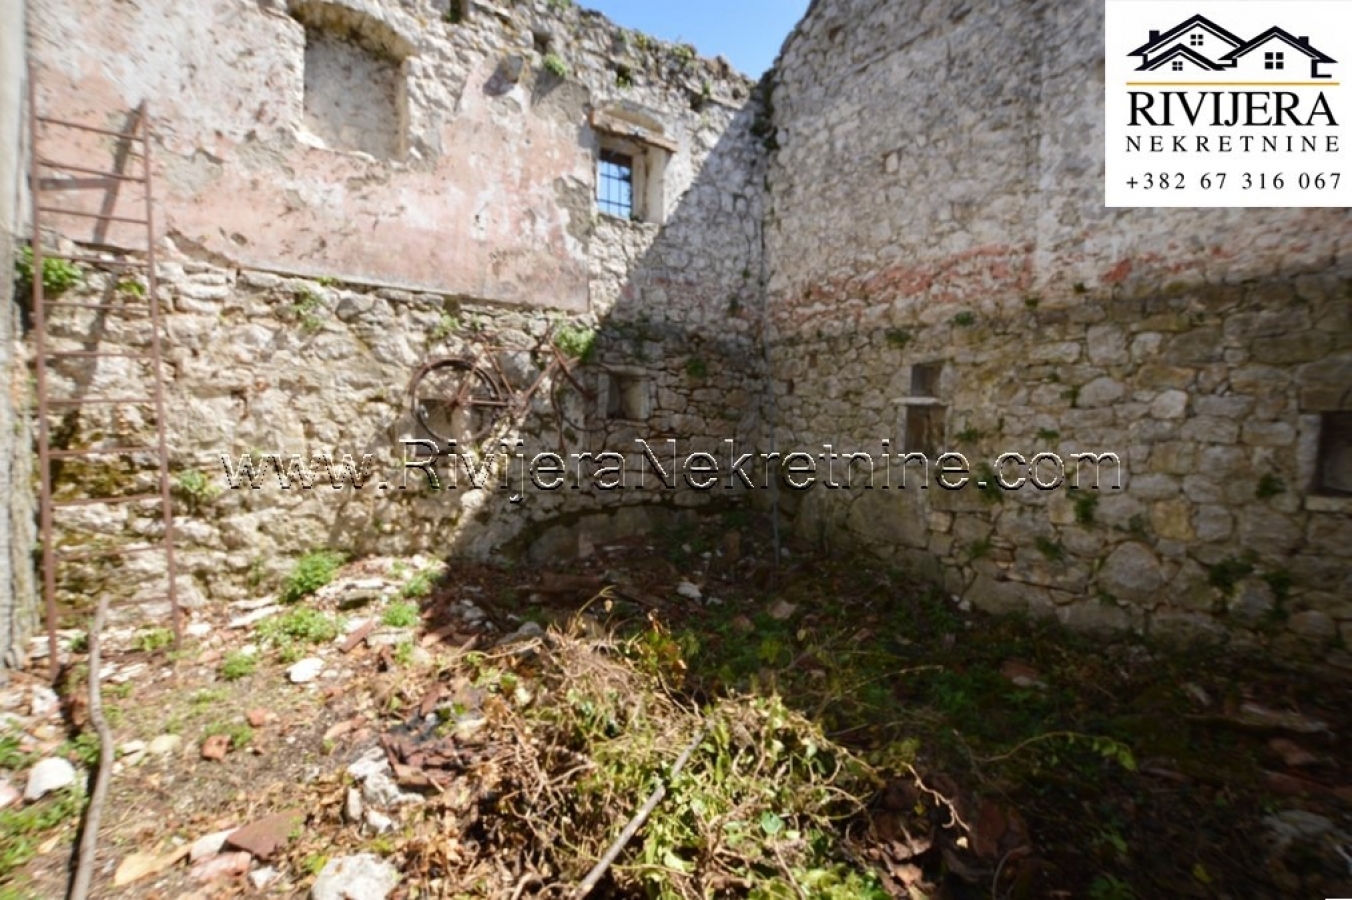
left=763, top=0, right=1352, bottom=650
left=25, top=0, right=767, bottom=615
left=1, top=0, right=37, bottom=670
left=28, top=0, right=761, bottom=312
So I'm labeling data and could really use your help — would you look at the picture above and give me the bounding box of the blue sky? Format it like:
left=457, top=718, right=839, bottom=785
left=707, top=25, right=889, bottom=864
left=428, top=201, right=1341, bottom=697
left=580, top=0, right=811, bottom=76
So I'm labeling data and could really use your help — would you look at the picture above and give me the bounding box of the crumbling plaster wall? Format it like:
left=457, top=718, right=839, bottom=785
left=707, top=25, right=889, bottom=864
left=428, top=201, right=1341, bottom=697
left=27, top=0, right=759, bottom=312
left=27, top=0, right=768, bottom=612
left=1, top=0, right=37, bottom=670
left=763, top=0, right=1352, bottom=649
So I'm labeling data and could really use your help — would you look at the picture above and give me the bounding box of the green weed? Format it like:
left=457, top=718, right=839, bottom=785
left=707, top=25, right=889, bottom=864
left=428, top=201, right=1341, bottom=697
left=542, top=53, right=568, bottom=78
left=0, top=785, right=85, bottom=880
left=257, top=607, right=341, bottom=649
left=1074, top=492, right=1099, bottom=525
left=204, top=720, right=254, bottom=750
left=279, top=550, right=345, bottom=604
left=1255, top=473, right=1285, bottom=500
left=382, top=601, right=421, bottom=628
left=132, top=627, right=174, bottom=653
left=14, top=246, right=82, bottom=297
left=1035, top=536, right=1066, bottom=562
left=220, top=650, right=258, bottom=681
left=553, top=323, right=596, bottom=362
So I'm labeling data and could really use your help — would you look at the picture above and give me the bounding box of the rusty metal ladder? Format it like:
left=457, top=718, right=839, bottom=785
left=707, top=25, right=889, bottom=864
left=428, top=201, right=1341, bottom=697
left=27, top=75, right=179, bottom=676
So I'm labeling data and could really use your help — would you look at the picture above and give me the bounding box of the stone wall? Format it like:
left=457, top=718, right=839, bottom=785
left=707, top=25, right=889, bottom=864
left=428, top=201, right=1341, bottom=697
left=27, top=0, right=760, bottom=311
left=41, top=248, right=763, bottom=610
left=24, top=0, right=1352, bottom=651
left=762, top=0, right=1352, bottom=648
left=1, top=0, right=37, bottom=671
left=26, top=0, right=768, bottom=613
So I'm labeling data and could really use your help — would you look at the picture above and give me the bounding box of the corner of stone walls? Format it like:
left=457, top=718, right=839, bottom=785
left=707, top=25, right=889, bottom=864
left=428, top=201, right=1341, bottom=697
left=0, top=226, right=38, bottom=673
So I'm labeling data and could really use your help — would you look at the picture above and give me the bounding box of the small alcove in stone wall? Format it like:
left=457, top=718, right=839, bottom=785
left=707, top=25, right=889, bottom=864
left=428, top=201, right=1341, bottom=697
left=289, top=0, right=416, bottom=160
left=1298, top=359, right=1352, bottom=511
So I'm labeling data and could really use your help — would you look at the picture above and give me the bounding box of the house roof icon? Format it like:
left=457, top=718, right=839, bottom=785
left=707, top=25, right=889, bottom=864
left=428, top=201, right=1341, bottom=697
left=1129, top=14, right=1244, bottom=64
left=1137, top=44, right=1225, bottom=73
left=1219, top=26, right=1337, bottom=79
left=1130, top=15, right=1337, bottom=78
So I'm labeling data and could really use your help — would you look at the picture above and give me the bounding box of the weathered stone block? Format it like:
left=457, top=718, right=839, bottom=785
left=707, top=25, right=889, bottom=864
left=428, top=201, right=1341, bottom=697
left=1149, top=390, right=1188, bottom=420
left=966, top=574, right=1055, bottom=618
left=1097, top=542, right=1164, bottom=603
left=1149, top=441, right=1195, bottom=475
left=1193, top=396, right=1254, bottom=419
left=1086, top=325, right=1128, bottom=365
left=1163, top=331, right=1224, bottom=365
left=1058, top=600, right=1134, bottom=633
left=1131, top=474, right=1180, bottom=500
left=1076, top=377, right=1125, bottom=408
left=1251, top=332, right=1333, bottom=365
left=1192, top=505, right=1234, bottom=543
left=1241, top=421, right=1296, bottom=447
left=1287, top=610, right=1337, bottom=643
left=1179, top=416, right=1240, bottom=444
left=1150, top=499, right=1193, bottom=541
left=1135, top=365, right=1196, bottom=390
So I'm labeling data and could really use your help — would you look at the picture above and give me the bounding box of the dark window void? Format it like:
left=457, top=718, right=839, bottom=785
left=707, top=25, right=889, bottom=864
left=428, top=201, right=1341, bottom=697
left=906, top=407, right=944, bottom=458
left=910, top=362, right=942, bottom=397
left=1189, top=33, right=1204, bottom=47
left=1265, top=51, right=1285, bottom=70
left=605, top=373, right=647, bottom=421
left=1172, top=60, right=1184, bottom=71
left=1317, top=412, right=1352, bottom=495
left=905, top=362, right=945, bottom=456
left=597, top=150, right=635, bottom=219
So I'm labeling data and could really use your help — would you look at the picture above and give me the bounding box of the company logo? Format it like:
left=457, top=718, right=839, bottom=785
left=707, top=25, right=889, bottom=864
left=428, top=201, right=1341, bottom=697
left=1104, top=2, right=1352, bottom=207
left=1130, top=16, right=1335, bottom=79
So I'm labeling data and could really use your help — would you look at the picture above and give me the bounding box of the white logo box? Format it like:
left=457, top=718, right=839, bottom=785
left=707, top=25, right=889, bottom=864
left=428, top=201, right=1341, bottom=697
left=1105, top=0, right=1352, bottom=207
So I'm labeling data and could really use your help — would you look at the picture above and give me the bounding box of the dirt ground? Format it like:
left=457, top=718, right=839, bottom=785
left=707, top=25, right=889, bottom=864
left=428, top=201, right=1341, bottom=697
left=2, top=513, right=1350, bottom=900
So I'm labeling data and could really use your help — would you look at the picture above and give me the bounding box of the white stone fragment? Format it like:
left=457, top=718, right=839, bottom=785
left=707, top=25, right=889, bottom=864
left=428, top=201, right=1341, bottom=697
left=24, top=757, right=77, bottom=801
left=288, top=657, right=325, bottom=684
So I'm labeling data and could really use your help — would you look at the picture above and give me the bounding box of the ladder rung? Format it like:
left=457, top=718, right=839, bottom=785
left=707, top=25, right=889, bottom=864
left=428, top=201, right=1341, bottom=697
left=36, top=115, right=146, bottom=140
left=36, top=159, right=145, bottom=182
left=39, top=253, right=147, bottom=269
left=44, top=351, right=155, bottom=360
left=53, top=493, right=163, bottom=509
left=127, top=595, right=174, bottom=607
left=47, top=397, right=157, bottom=406
left=38, top=177, right=127, bottom=192
left=55, top=543, right=165, bottom=562
left=43, top=301, right=151, bottom=313
left=36, top=207, right=150, bottom=225
left=49, top=446, right=158, bottom=459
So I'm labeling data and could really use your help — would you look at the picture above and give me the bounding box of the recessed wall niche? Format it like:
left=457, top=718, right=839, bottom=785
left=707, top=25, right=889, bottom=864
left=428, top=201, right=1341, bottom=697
left=290, top=1, right=415, bottom=160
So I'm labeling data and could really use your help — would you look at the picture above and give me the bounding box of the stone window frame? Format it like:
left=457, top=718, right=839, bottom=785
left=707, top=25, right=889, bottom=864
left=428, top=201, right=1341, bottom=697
left=1297, top=382, right=1352, bottom=513
left=590, top=107, right=676, bottom=225
left=896, top=361, right=947, bottom=458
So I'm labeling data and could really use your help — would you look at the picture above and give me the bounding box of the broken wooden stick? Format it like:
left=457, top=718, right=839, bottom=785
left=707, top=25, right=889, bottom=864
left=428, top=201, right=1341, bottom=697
left=68, top=594, right=112, bottom=900
left=571, top=722, right=710, bottom=900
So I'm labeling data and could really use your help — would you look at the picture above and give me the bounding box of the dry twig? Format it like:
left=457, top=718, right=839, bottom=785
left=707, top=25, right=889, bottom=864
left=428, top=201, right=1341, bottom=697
left=571, top=722, right=710, bottom=900
left=68, top=594, right=112, bottom=900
